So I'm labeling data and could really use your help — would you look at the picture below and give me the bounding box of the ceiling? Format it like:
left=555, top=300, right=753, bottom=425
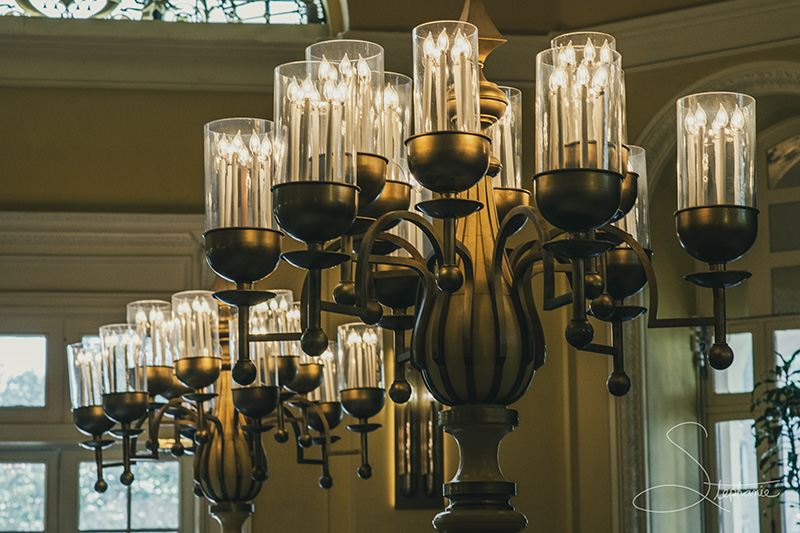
left=347, top=0, right=728, bottom=34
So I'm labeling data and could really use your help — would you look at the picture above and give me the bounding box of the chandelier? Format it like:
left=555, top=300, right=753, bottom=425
left=65, top=1, right=758, bottom=531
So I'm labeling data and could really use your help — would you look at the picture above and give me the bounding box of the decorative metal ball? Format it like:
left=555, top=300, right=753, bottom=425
left=333, top=281, right=357, bottom=306
left=195, top=429, right=210, bottom=444
left=389, top=380, right=412, bottom=404
left=361, top=300, right=383, bottom=325
left=300, top=328, right=328, bottom=357
left=297, top=434, right=313, bottom=448
left=437, top=265, right=463, bottom=293
left=274, top=429, right=289, bottom=443
left=120, top=471, right=134, bottom=486
left=708, top=343, right=734, bottom=370
left=94, top=479, right=108, bottom=493
left=232, top=360, right=257, bottom=386
left=584, top=273, right=605, bottom=300
left=590, top=294, right=616, bottom=321
left=252, top=467, right=268, bottom=481
left=319, top=475, right=333, bottom=489
left=171, top=441, right=185, bottom=457
left=565, top=319, right=594, bottom=349
left=606, top=371, right=631, bottom=397
left=357, top=464, right=372, bottom=479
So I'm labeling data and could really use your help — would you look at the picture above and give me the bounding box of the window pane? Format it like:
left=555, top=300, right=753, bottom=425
left=0, top=336, right=46, bottom=407
left=782, top=490, right=800, bottom=531
left=0, top=462, right=46, bottom=531
left=130, top=462, right=180, bottom=529
left=774, top=329, right=800, bottom=381
left=714, top=332, right=754, bottom=394
left=716, top=419, right=760, bottom=532
left=79, top=463, right=127, bottom=530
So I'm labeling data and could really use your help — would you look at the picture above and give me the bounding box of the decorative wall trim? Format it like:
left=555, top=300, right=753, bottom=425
left=0, top=0, right=798, bottom=91
left=0, top=211, right=209, bottom=293
left=636, top=61, right=800, bottom=196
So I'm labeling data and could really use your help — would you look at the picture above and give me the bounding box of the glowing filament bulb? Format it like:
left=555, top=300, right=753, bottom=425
left=136, top=309, right=148, bottom=325
left=384, top=84, right=399, bottom=109
left=362, top=329, right=378, bottom=344
left=357, top=55, right=370, bottom=80
left=592, top=66, right=608, bottom=91
left=559, top=41, right=576, bottom=67
left=258, top=135, right=272, bottom=159
left=577, top=63, right=590, bottom=87
left=549, top=67, right=567, bottom=92
left=288, top=77, right=302, bottom=104
left=340, top=53, right=353, bottom=78
left=451, top=28, right=471, bottom=60
left=347, top=330, right=362, bottom=346
left=319, top=56, right=336, bottom=82
left=599, top=40, right=612, bottom=63
left=436, top=28, right=449, bottom=53
left=712, top=103, right=728, bottom=132
left=423, top=32, right=437, bottom=59
left=731, top=107, right=744, bottom=131
left=249, top=130, right=261, bottom=154
left=685, top=113, right=698, bottom=135
left=584, top=38, right=596, bottom=62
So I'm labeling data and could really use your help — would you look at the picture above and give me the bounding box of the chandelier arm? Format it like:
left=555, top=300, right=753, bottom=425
left=129, top=397, right=186, bottom=460
left=600, top=225, right=715, bottom=329
left=512, top=247, right=574, bottom=310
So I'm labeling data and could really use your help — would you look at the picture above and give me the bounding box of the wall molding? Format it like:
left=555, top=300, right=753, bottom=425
left=0, top=0, right=798, bottom=91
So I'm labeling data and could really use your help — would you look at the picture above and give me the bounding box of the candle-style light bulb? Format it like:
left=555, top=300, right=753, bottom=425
left=584, top=38, right=596, bottom=62
left=731, top=107, right=744, bottom=130
left=599, top=40, right=612, bottom=63
left=357, top=55, right=370, bottom=80
left=319, top=56, right=336, bottom=82
left=340, top=54, right=353, bottom=79
left=436, top=28, right=449, bottom=52
left=423, top=33, right=437, bottom=59
left=288, top=77, right=302, bottom=103
left=712, top=103, right=729, bottom=131
left=559, top=41, right=575, bottom=66
left=549, top=67, right=567, bottom=91
left=451, top=29, right=471, bottom=60
left=385, top=83, right=399, bottom=108
left=695, top=105, right=707, bottom=128
left=576, top=64, right=590, bottom=87
left=685, top=113, right=697, bottom=134
left=591, top=66, right=607, bottom=92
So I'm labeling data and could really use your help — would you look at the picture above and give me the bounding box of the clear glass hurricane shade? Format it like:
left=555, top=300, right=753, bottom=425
left=250, top=289, right=295, bottom=383
left=99, top=324, right=147, bottom=394
left=126, top=300, right=173, bottom=367
left=274, top=61, right=363, bottom=185
left=383, top=72, right=413, bottom=182
left=305, top=40, right=385, bottom=156
left=68, top=341, right=104, bottom=409
left=204, top=118, right=275, bottom=231
left=615, top=145, right=651, bottom=249
left=337, top=322, right=383, bottom=390
left=535, top=44, right=624, bottom=174
left=677, top=92, right=756, bottom=210
left=171, top=290, right=220, bottom=360
left=488, top=86, right=522, bottom=189
left=309, top=342, right=339, bottom=402
left=412, top=20, right=480, bottom=134
left=551, top=31, right=616, bottom=51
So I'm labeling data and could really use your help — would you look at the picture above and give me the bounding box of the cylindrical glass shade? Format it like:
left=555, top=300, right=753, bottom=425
left=204, top=118, right=275, bottom=230
left=99, top=324, right=147, bottom=394
left=274, top=61, right=362, bottom=184
left=488, top=86, right=522, bottom=189
left=68, top=341, right=103, bottom=409
left=677, top=92, right=756, bottom=209
left=305, top=40, right=385, bottom=156
left=551, top=31, right=616, bottom=51
left=337, top=323, right=383, bottom=390
left=250, top=290, right=295, bottom=382
left=615, top=145, right=651, bottom=249
left=383, top=72, right=413, bottom=182
left=171, top=290, right=220, bottom=359
left=309, top=342, right=339, bottom=402
left=535, top=43, right=624, bottom=173
left=412, top=20, right=480, bottom=134
left=126, top=300, right=173, bottom=367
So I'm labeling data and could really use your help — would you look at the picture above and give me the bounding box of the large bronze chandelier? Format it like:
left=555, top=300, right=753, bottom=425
left=65, top=2, right=758, bottom=531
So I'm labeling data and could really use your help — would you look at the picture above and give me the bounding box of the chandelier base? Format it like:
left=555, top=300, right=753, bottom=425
left=209, top=502, right=254, bottom=533
left=433, top=405, right=527, bottom=533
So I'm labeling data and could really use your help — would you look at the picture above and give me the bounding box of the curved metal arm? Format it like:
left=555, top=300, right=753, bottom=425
left=600, top=225, right=714, bottom=329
